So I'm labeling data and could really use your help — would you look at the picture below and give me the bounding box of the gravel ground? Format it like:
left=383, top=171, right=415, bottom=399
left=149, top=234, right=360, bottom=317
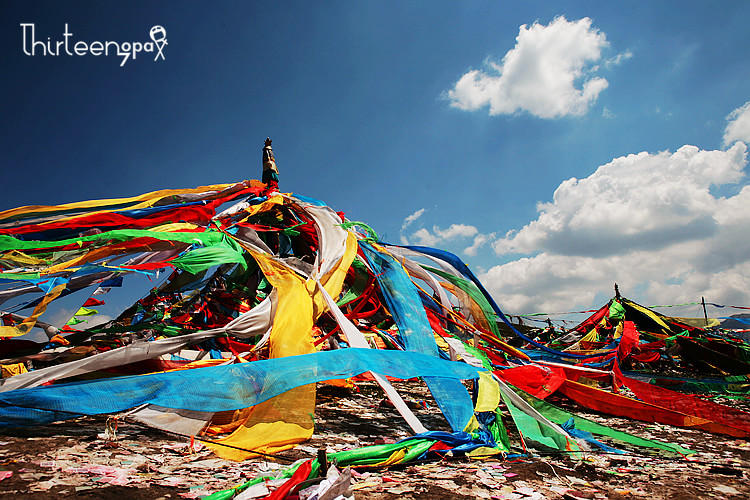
left=0, top=380, right=748, bottom=499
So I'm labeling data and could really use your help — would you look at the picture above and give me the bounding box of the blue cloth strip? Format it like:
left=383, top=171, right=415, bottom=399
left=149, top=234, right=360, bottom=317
left=360, top=243, right=476, bottom=431
left=0, top=348, right=480, bottom=428
left=393, top=244, right=615, bottom=360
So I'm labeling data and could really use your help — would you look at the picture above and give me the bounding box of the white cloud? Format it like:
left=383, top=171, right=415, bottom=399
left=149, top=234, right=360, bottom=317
left=480, top=253, right=620, bottom=313
left=401, top=208, right=426, bottom=230
left=446, top=16, right=612, bottom=119
left=411, top=227, right=439, bottom=246
left=724, top=101, right=750, bottom=147
left=434, top=224, right=478, bottom=240
left=482, top=142, right=750, bottom=313
left=404, top=223, right=496, bottom=258
left=493, top=143, right=746, bottom=257
left=464, top=233, right=492, bottom=257
left=604, top=50, right=633, bottom=69
left=406, top=223, right=479, bottom=247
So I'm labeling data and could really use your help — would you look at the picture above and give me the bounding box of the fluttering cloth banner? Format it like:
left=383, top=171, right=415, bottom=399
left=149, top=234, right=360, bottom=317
left=0, top=348, right=481, bottom=428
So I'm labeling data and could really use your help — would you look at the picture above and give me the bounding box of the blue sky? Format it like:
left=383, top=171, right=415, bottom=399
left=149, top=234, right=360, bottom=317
left=2, top=1, right=750, bottom=322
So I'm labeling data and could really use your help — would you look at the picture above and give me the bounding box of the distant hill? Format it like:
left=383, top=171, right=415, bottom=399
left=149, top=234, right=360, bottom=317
left=720, top=313, right=750, bottom=330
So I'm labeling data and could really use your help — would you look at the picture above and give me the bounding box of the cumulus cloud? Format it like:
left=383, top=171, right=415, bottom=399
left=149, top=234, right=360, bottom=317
left=403, top=223, right=486, bottom=256
left=410, top=227, right=440, bottom=246
left=493, top=143, right=746, bottom=257
left=724, top=101, right=750, bottom=147
left=481, top=142, right=750, bottom=313
left=410, top=224, right=478, bottom=245
left=465, top=233, right=492, bottom=257
left=446, top=16, right=618, bottom=118
left=434, top=224, right=478, bottom=240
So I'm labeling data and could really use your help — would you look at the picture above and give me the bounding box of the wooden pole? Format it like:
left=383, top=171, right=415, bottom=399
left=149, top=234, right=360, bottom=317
left=317, top=447, right=328, bottom=476
left=701, top=296, right=709, bottom=327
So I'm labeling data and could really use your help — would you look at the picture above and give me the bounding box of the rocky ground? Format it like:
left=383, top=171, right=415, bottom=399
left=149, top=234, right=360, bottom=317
left=0, top=380, right=749, bottom=499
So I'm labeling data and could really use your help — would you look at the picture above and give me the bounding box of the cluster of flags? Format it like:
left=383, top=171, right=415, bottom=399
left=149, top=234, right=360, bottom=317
left=61, top=277, right=124, bottom=332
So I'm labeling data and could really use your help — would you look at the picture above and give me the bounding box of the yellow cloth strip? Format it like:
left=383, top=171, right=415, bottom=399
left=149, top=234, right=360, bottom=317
left=372, top=448, right=407, bottom=467
left=207, top=233, right=358, bottom=460
left=236, top=194, right=285, bottom=223
left=150, top=222, right=201, bottom=232
left=580, top=329, right=599, bottom=343
left=433, top=332, right=452, bottom=354
left=0, top=250, right=49, bottom=267
left=625, top=299, right=673, bottom=334
left=562, top=328, right=599, bottom=352
left=467, top=445, right=505, bottom=458
left=207, top=249, right=316, bottom=460
left=1, top=362, right=28, bottom=378
left=0, top=183, right=236, bottom=223
left=41, top=239, right=188, bottom=276
left=613, top=321, right=624, bottom=339
left=0, top=283, right=66, bottom=338
left=464, top=371, right=502, bottom=431
left=475, top=371, right=501, bottom=413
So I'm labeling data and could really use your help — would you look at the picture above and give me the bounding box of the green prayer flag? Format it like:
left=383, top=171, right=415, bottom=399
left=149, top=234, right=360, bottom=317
left=74, top=306, right=98, bottom=317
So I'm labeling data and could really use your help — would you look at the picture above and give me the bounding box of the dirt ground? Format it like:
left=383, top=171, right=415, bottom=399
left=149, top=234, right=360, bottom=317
left=0, top=380, right=749, bottom=499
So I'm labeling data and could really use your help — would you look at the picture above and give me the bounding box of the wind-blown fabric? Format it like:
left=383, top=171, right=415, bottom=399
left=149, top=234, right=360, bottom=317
left=422, top=265, right=500, bottom=337
left=0, top=182, right=251, bottom=226
left=0, top=282, right=67, bottom=338
left=0, top=177, right=707, bottom=469
left=614, top=363, right=750, bottom=437
left=0, top=349, right=481, bottom=428
left=558, top=378, right=749, bottom=438
left=206, top=201, right=357, bottom=460
left=493, top=375, right=582, bottom=454
left=205, top=250, right=316, bottom=460
left=360, top=242, right=475, bottom=432
left=316, top=279, right=427, bottom=433
left=0, top=298, right=275, bottom=392
left=508, top=384, right=692, bottom=456
left=387, top=244, right=613, bottom=360
left=495, top=364, right=567, bottom=399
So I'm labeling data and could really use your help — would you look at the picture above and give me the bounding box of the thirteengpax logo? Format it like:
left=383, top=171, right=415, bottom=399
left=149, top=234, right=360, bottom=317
left=21, top=24, right=167, bottom=67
